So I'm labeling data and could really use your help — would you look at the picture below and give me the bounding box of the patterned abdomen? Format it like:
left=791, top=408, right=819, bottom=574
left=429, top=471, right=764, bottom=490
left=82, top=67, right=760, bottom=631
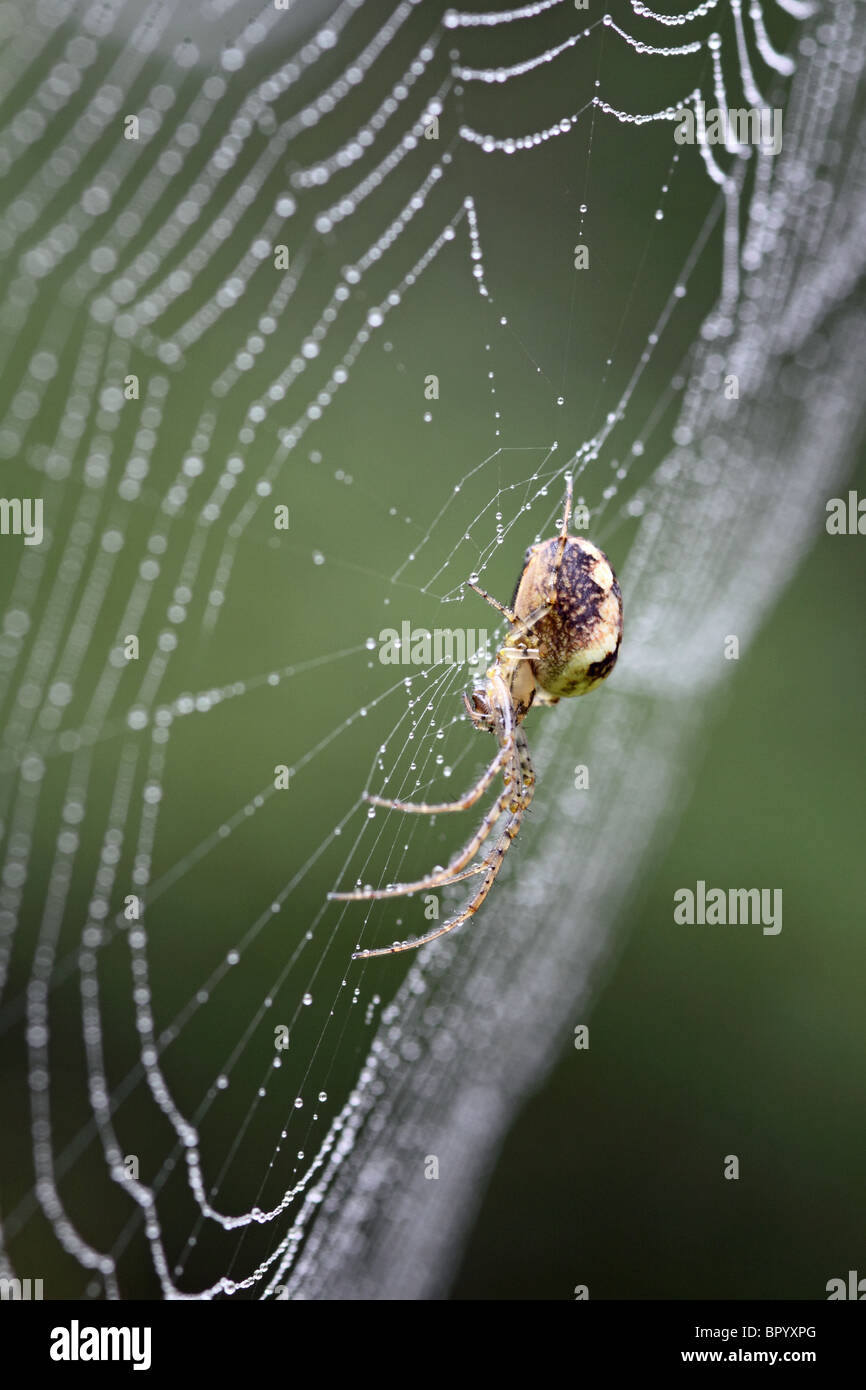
left=512, top=536, right=623, bottom=697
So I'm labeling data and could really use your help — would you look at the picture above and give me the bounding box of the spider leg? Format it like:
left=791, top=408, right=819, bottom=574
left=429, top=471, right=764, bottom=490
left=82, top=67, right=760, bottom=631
left=559, top=471, right=574, bottom=538
left=515, top=724, right=535, bottom=797
left=502, top=601, right=552, bottom=649
left=467, top=581, right=518, bottom=624
left=331, top=766, right=518, bottom=901
left=363, top=745, right=509, bottom=814
left=470, top=582, right=550, bottom=653
left=329, top=860, right=486, bottom=902
left=549, top=472, right=573, bottom=600
left=351, top=801, right=525, bottom=959
left=465, top=473, right=574, bottom=661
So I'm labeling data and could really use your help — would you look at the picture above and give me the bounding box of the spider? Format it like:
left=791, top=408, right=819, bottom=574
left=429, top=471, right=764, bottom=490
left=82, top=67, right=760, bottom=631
left=330, top=474, right=623, bottom=960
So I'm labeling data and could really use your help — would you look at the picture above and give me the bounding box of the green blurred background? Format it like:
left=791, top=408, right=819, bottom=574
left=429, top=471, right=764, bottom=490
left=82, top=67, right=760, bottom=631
left=0, top=0, right=863, bottom=1300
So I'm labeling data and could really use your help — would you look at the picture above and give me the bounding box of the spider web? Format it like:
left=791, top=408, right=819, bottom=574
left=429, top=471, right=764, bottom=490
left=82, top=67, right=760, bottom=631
left=0, top=0, right=864, bottom=1300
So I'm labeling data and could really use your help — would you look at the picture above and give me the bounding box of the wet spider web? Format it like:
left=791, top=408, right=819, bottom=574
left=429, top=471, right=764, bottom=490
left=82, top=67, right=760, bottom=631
left=0, top=0, right=864, bottom=1300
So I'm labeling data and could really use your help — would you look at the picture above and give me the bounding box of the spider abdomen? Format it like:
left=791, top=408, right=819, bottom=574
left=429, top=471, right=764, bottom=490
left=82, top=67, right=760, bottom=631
left=512, top=536, right=623, bottom=698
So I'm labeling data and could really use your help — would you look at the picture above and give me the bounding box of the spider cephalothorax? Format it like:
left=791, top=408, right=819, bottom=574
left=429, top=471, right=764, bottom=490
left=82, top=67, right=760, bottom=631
left=330, top=475, right=623, bottom=960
